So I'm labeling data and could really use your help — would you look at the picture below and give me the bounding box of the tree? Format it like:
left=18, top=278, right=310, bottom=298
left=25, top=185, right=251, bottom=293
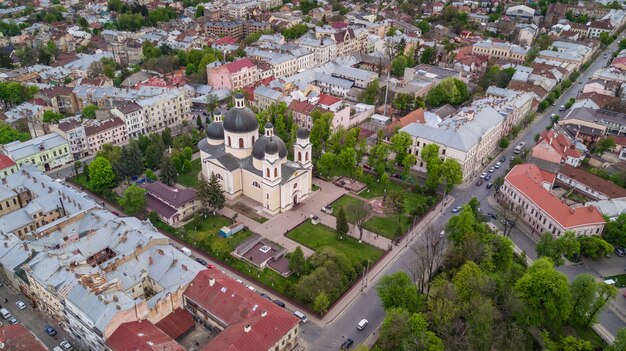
left=426, top=78, right=469, bottom=107
left=514, top=258, right=572, bottom=328
left=378, top=308, right=444, bottom=351
left=316, top=152, right=336, bottom=176
left=73, top=161, right=83, bottom=176
left=402, top=154, right=417, bottom=178
left=161, top=127, right=173, bottom=147
left=120, top=140, right=144, bottom=178
left=542, top=331, right=593, bottom=351
left=336, top=206, right=349, bottom=239
left=536, top=231, right=580, bottom=266
left=570, top=274, right=617, bottom=327
left=206, top=173, right=225, bottom=215
left=159, top=156, right=177, bottom=186
left=310, top=110, right=333, bottom=159
left=408, top=225, right=446, bottom=295
left=421, top=144, right=442, bottom=191
left=445, top=206, right=477, bottom=244
left=391, top=56, right=409, bottom=77
left=0, top=122, right=30, bottom=144
left=377, top=272, right=421, bottom=311
left=349, top=202, right=371, bottom=241
left=359, top=79, right=380, bottom=105
left=313, top=292, right=330, bottom=314
left=440, top=158, right=462, bottom=192
left=119, top=185, right=146, bottom=215
left=416, top=20, right=431, bottom=34
left=288, top=246, right=308, bottom=276
left=594, top=136, right=615, bottom=154
left=385, top=191, right=406, bottom=238
left=88, top=157, right=116, bottom=192
left=606, top=328, right=626, bottom=351
left=81, top=104, right=99, bottom=119
left=579, top=235, right=613, bottom=259
left=282, top=23, right=308, bottom=39
left=338, top=147, right=359, bottom=177
left=390, top=131, right=412, bottom=165
left=42, top=110, right=64, bottom=123
left=420, top=47, right=435, bottom=64
left=195, top=4, right=204, bottom=18
left=604, top=213, right=626, bottom=247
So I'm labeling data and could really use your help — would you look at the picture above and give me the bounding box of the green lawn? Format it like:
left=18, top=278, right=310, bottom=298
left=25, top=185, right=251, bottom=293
left=70, top=174, right=121, bottom=204
left=363, top=215, right=411, bottom=240
left=176, top=159, right=202, bottom=188
left=287, top=221, right=384, bottom=266
left=330, top=195, right=366, bottom=223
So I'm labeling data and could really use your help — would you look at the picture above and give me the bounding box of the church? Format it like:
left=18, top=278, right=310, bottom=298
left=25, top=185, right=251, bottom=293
left=198, top=93, right=313, bottom=215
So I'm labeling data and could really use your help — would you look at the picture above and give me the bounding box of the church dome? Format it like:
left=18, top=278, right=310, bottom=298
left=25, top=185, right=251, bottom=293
left=206, top=122, right=224, bottom=140
left=252, top=135, right=287, bottom=160
left=223, top=93, right=259, bottom=134
left=297, top=127, right=310, bottom=139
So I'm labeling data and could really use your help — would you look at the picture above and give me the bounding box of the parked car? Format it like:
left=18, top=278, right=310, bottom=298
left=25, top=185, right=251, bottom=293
left=341, top=338, right=354, bottom=350
left=485, top=174, right=492, bottom=181
left=480, top=172, right=488, bottom=179
left=273, top=300, right=285, bottom=308
left=487, top=212, right=497, bottom=220
left=451, top=206, right=462, bottom=213
left=260, top=293, right=272, bottom=300
left=615, top=248, right=625, bottom=257
left=59, top=341, right=74, bottom=351
left=559, top=105, right=565, bottom=111
left=391, top=173, right=402, bottom=179
left=357, top=319, right=369, bottom=330
left=246, top=285, right=256, bottom=292
left=15, top=301, right=26, bottom=310
left=486, top=182, right=493, bottom=189
left=8, top=317, right=17, bottom=324
left=45, top=326, right=57, bottom=336
left=475, top=180, right=483, bottom=186
left=194, top=258, right=208, bottom=266
left=500, top=156, right=507, bottom=162
left=321, top=205, right=333, bottom=214
left=489, top=167, right=495, bottom=173
left=495, top=162, right=501, bottom=169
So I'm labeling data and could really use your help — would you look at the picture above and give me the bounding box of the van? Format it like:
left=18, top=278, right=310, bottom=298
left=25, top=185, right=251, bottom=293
left=180, top=247, right=192, bottom=257
left=0, top=308, right=11, bottom=319
left=293, top=311, right=308, bottom=323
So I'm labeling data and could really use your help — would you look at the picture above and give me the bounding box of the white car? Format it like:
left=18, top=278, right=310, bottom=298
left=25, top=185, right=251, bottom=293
left=246, top=285, right=257, bottom=292
left=480, top=172, right=488, bottom=179
left=60, top=341, right=74, bottom=351
left=15, top=301, right=26, bottom=310
left=495, top=162, right=501, bottom=169
left=357, top=319, right=369, bottom=330
left=489, top=167, right=495, bottom=173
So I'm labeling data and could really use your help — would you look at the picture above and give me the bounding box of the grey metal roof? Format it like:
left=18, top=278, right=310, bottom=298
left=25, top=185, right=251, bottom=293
left=223, top=105, right=259, bottom=134
left=252, top=135, right=287, bottom=160
left=3, top=132, right=69, bottom=161
left=206, top=121, right=224, bottom=140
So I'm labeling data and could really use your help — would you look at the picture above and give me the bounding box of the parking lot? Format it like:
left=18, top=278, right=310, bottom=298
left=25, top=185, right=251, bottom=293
left=0, top=282, right=76, bottom=350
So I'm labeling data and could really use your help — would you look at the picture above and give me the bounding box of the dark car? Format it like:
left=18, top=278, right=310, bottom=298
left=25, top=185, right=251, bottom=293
left=273, top=300, right=286, bottom=308
left=484, top=174, right=492, bottom=181
left=260, top=293, right=272, bottom=300
left=615, top=248, right=625, bottom=257
left=475, top=180, right=483, bottom=186
left=486, top=182, right=493, bottom=189
left=195, top=257, right=208, bottom=266
left=391, top=173, right=401, bottom=179
left=500, top=156, right=506, bottom=162
left=340, top=339, right=354, bottom=350
left=487, top=212, right=497, bottom=220
left=45, top=326, right=57, bottom=336
left=362, top=164, right=371, bottom=170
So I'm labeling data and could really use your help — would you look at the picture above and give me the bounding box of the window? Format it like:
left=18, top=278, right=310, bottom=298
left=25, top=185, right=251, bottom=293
left=293, top=183, right=298, bottom=189
left=228, top=136, right=232, bottom=146
left=274, top=168, right=278, bottom=177
left=298, top=152, right=302, bottom=162
left=239, top=138, right=244, bottom=148
left=253, top=181, right=260, bottom=188
left=252, top=136, right=255, bottom=144
left=266, top=168, right=270, bottom=177
left=305, top=152, right=308, bottom=161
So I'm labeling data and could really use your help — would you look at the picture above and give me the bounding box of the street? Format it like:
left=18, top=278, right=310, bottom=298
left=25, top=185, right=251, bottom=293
left=301, top=38, right=625, bottom=349
left=0, top=283, right=74, bottom=350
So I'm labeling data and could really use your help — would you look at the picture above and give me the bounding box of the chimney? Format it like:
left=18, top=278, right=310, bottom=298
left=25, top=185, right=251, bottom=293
left=209, top=278, right=215, bottom=286
left=23, top=243, right=28, bottom=251
left=244, top=324, right=252, bottom=333
left=182, top=264, right=188, bottom=271
left=148, top=257, right=153, bottom=265
left=1, top=178, right=6, bottom=185
left=261, top=310, right=267, bottom=317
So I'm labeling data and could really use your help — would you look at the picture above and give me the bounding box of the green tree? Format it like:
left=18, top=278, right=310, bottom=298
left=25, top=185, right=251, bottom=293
left=416, top=20, right=431, bottom=34
left=440, top=158, right=462, bottom=192
left=288, top=246, right=308, bottom=276
left=385, top=190, right=406, bottom=238
left=159, top=155, right=177, bottom=186
left=579, top=235, right=613, bottom=259
left=338, top=147, right=359, bottom=178
left=377, top=272, right=421, bottom=311
left=514, top=258, right=572, bottom=328
left=0, top=122, right=30, bottom=144
left=536, top=231, right=580, bottom=266
left=316, top=152, right=336, bottom=176
left=391, top=55, right=409, bottom=76
left=420, top=47, right=435, bottom=64
left=282, top=23, right=308, bottom=39
left=119, top=185, right=146, bottom=215
left=402, top=154, right=417, bottom=178
left=195, top=4, right=204, bottom=18
left=390, top=131, right=412, bottom=165
left=81, top=104, right=99, bottom=119
left=604, top=213, right=626, bottom=247
left=313, top=292, right=330, bottom=314
left=120, top=140, right=144, bottom=178
left=161, top=127, right=173, bottom=147
left=336, top=206, right=349, bottom=239
left=426, top=78, right=469, bottom=107
left=42, top=110, right=64, bottom=123
left=446, top=206, right=477, bottom=244
left=606, top=328, right=626, bottom=351
left=73, top=161, right=83, bottom=176
left=88, top=156, right=116, bottom=192
left=206, top=173, right=225, bottom=214
left=78, top=16, right=89, bottom=29
left=594, top=136, right=616, bottom=154
left=359, top=79, right=380, bottom=104
left=421, top=144, right=443, bottom=191
left=309, top=110, right=333, bottom=159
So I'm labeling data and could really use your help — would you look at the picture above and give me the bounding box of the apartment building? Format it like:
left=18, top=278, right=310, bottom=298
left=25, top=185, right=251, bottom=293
left=57, top=118, right=88, bottom=158
left=84, top=117, right=128, bottom=154
left=0, top=154, right=18, bottom=180
left=253, top=86, right=284, bottom=110
left=35, top=86, right=80, bottom=115
left=472, top=40, right=528, bottom=63
left=587, top=21, right=613, bottom=39
left=556, top=164, right=626, bottom=201
left=500, top=164, right=606, bottom=237
left=207, top=58, right=260, bottom=90
left=400, top=104, right=504, bottom=180
left=137, top=88, right=191, bottom=134
left=531, top=130, right=584, bottom=167
left=296, top=36, right=338, bottom=65
left=1, top=132, right=72, bottom=171
left=110, top=102, right=146, bottom=138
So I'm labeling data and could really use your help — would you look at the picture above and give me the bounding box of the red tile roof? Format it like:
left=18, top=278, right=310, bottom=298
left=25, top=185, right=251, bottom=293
left=318, top=94, right=341, bottom=107
left=107, top=321, right=185, bottom=351
left=0, top=324, right=47, bottom=351
left=84, top=117, right=126, bottom=136
left=223, top=58, right=256, bottom=74
left=185, top=270, right=299, bottom=351
left=558, top=164, right=626, bottom=199
left=505, top=164, right=605, bottom=229
left=214, top=36, right=238, bottom=45
left=0, top=154, right=16, bottom=170
left=155, top=308, right=195, bottom=340
left=534, top=130, right=582, bottom=161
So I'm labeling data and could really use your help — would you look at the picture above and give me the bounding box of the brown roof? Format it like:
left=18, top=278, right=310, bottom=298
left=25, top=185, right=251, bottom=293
left=143, top=181, right=197, bottom=208
left=117, top=102, right=143, bottom=114
left=577, top=92, right=620, bottom=108
left=590, top=21, right=613, bottom=30
left=0, top=324, right=47, bottom=351
left=37, top=86, right=74, bottom=98
left=386, top=108, right=425, bottom=133
left=84, top=117, right=125, bottom=136
left=508, top=81, right=548, bottom=99
left=154, top=308, right=195, bottom=340
left=558, top=164, right=626, bottom=199
left=107, top=321, right=184, bottom=351
left=58, top=118, right=82, bottom=132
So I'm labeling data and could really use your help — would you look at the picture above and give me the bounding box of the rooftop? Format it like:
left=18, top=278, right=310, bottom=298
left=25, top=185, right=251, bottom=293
left=558, top=164, right=626, bottom=199
left=0, top=324, right=47, bottom=351
left=3, top=132, right=69, bottom=161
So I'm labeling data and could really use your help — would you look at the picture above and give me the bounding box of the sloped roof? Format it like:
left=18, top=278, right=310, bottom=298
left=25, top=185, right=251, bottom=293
left=155, top=308, right=195, bottom=340
left=107, top=321, right=185, bottom=351
left=223, top=58, right=256, bottom=74
left=558, top=164, right=626, bottom=199
left=0, top=324, right=47, bottom=351
left=0, top=154, right=16, bottom=170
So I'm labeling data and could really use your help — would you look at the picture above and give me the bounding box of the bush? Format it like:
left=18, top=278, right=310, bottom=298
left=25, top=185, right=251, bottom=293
left=499, top=138, right=510, bottom=149
left=538, top=101, right=549, bottom=112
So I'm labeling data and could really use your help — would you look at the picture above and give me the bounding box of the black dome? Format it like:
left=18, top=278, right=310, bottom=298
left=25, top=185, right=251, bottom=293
left=252, top=135, right=287, bottom=160
left=264, top=121, right=274, bottom=129
left=297, top=127, right=310, bottom=139
left=223, top=105, right=259, bottom=133
left=206, top=122, right=224, bottom=140
left=264, top=137, right=280, bottom=155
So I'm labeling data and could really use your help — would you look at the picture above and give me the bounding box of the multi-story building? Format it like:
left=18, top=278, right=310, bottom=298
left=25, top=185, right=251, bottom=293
left=400, top=104, right=504, bottom=181
left=0, top=154, right=18, bottom=180
left=1, top=132, right=72, bottom=171
left=556, top=164, right=626, bottom=201
left=296, top=36, right=337, bottom=65
left=142, top=181, right=200, bottom=225
left=253, top=86, right=284, bottom=111
left=84, top=117, right=128, bottom=154
left=137, top=88, right=191, bottom=134
left=472, top=40, right=528, bottom=63
left=57, top=118, right=87, bottom=158
left=207, top=58, right=260, bottom=90
left=531, top=130, right=584, bottom=167
left=500, top=164, right=606, bottom=237
left=245, top=47, right=315, bottom=78
left=110, top=102, right=146, bottom=138
left=206, top=21, right=244, bottom=38
left=35, top=86, right=80, bottom=115
left=588, top=21, right=613, bottom=38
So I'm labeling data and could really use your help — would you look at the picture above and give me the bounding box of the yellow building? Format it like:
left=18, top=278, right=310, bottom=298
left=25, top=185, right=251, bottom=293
left=199, top=94, right=312, bottom=215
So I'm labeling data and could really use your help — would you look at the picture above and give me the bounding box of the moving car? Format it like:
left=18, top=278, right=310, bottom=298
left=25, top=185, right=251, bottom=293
left=559, top=105, right=565, bottom=111
left=451, top=206, right=462, bottom=213
left=293, top=311, right=308, bottom=323
left=615, top=248, right=625, bottom=257
left=341, top=339, right=354, bottom=350
left=45, top=326, right=57, bottom=336
left=357, top=319, right=369, bottom=330
left=194, top=257, right=208, bottom=266
left=15, top=301, right=26, bottom=310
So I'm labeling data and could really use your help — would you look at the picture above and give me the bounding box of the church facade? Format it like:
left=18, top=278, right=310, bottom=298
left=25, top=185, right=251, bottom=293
left=198, top=93, right=313, bottom=215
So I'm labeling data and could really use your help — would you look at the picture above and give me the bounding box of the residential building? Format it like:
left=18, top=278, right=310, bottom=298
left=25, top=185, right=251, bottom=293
left=142, top=181, right=200, bottom=225
left=505, top=5, right=535, bottom=21
left=1, top=132, right=72, bottom=171
left=184, top=269, right=301, bottom=351
left=560, top=107, right=624, bottom=136
left=0, top=154, right=18, bottom=180
left=532, top=130, right=584, bottom=167
left=35, top=86, right=80, bottom=115
left=400, top=103, right=504, bottom=181
left=207, top=58, right=260, bottom=90
left=57, top=118, right=87, bottom=158
left=110, top=102, right=146, bottom=138
left=107, top=321, right=185, bottom=351
left=253, top=86, right=284, bottom=111
left=199, top=94, right=313, bottom=215
left=137, top=88, right=191, bottom=134
left=472, top=40, right=528, bottom=63
left=588, top=21, right=613, bottom=38
left=556, top=164, right=626, bottom=201
left=0, top=324, right=48, bottom=351
left=500, top=164, right=606, bottom=237
left=84, top=117, right=128, bottom=154
left=245, top=47, right=315, bottom=78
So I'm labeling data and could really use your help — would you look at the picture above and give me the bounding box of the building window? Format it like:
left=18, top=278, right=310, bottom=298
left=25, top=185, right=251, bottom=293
left=253, top=181, right=260, bottom=188
left=228, top=136, right=232, bottom=146
left=239, top=138, right=244, bottom=148
left=305, top=152, right=309, bottom=161
left=266, top=168, right=270, bottom=177
left=298, top=152, right=302, bottom=162
left=274, top=168, right=278, bottom=177
left=293, top=183, right=298, bottom=189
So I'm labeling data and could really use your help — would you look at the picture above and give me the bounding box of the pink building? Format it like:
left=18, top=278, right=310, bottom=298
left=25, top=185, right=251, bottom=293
left=207, top=58, right=259, bottom=90
left=531, top=130, right=583, bottom=167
